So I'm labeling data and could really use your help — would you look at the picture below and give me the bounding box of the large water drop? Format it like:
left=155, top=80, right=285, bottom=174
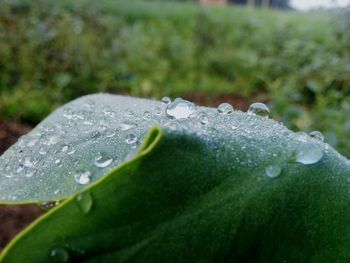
left=161, top=96, right=171, bottom=104
left=248, top=102, right=270, bottom=118
left=125, top=134, right=138, bottom=145
left=309, top=131, right=324, bottom=142
left=76, top=191, right=93, bottom=214
left=120, top=122, right=135, bottom=131
left=296, top=142, right=324, bottom=165
left=94, top=154, right=113, bottom=168
left=166, top=98, right=195, bottom=119
left=265, top=164, right=282, bottom=178
left=197, top=112, right=209, bottom=126
left=50, top=247, right=69, bottom=263
left=217, top=103, right=233, bottom=115
left=38, top=201, right=60, bottom=211
left=74, top=171, right=92, bottom=185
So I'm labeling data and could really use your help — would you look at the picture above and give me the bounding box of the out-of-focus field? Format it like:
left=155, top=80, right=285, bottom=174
left=0, top=0, right=350, bottom=156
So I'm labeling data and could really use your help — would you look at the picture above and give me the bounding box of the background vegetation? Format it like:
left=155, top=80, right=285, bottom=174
left=0, top=0, right=350, bottom=156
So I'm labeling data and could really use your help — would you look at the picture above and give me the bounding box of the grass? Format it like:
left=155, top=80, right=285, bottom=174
left=0, top=0, right=350, bottom=156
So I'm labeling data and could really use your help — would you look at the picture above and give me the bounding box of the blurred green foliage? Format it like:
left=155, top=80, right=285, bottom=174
left=0, top=0, right=350, bottom=156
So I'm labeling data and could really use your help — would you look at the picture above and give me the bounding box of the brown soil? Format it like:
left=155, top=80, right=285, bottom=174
left=0, top=120, right=44, bottom=252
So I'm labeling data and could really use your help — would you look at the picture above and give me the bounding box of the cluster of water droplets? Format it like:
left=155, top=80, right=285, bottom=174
left=0, top=94, right=329, bottom=202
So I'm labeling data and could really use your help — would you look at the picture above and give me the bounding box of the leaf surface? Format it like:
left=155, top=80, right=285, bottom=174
left=1, top=98, right=350, bottom=261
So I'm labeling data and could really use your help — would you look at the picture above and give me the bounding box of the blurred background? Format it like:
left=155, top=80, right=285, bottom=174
left=1, top=0, right=350, bottom=157
left=0, top=0, right=349, bottom=251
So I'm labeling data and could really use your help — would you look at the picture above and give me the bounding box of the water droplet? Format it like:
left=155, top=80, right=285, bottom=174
left=295, top=132, right=309, bottom=142
left=23, top=157, right=37, bottom=168
left=198, top=112, right=209, bottom=125
left=217, top=103, right=233, bottom=115
left=296, top=142, right=324, bottom=165
left=125, top=134, right=138, bottom=145
left=4, top=164, right=13, bottom=178
left=39, top=201, right=60, bottom=211
left=55, top=159, right=61, bottom=165
left=160, top=119, right=172, bottom=127
left=54, top=189, right=61, bottom=195
left=83, top=120, right=94, bottom=126
left=50, top=247, right=69, bottom=263
left=76, top=192, right=93, bottom=214
left=85, top=99, right=95, bottom=109
left=161, top=96, right=171, bottom=104
left=24, top=171, right=34, bottom=178
left=248, top=102, right=270, bottom=118
left=94, top=154, right=113, bottom=168
left=61, top=145, right=69, bottom=153
left=47, top=135, right=60, bottom=146
left=27, top=139, right=38, bottom=147
left=105, top=130, right=116, bottom=138
left=16, top=165, right=24, bottom=174
left=63, top=108, right=73, bottom=120
left=265, top=164, right=282, bottom=178
left=72, top=112, right=84, bottom=120
left=143, top=111, right=152, bottom=120
left=166, top=98, right=196, bottom=119
left=125, top=109, right=134, bottom=117
left=120, top=122, right=135, bottom=131
left=309, top=131, right=324, bottom=142
left=98, top=125, right=107, bottom=133
left=74, top=171, right=92, bottom=185
left=67, top=148, right=75, bottom=155
left=102, top=106, right=115, bottom=118
left=39, top=147, right=47, bottom=155
left=154, top=107, right=163, bottom=116
left=90, top=130, right=100, bottom=138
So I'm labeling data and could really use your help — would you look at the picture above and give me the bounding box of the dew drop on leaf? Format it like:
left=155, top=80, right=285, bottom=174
left=74, top=171, right=92, bottom=185
left=38, top=201, right=60, bottom=211
left=26, top=139, right=38, bottom=147
left=161, top=96, right=171, bottom=104
left=198, top=112, right=209, bottom=126
left=39, top=147, right=47, bottom=155
left=309, top=131, right=324, bottom=142
left=89, top=131, right=100, bottom=139
left=67, top=148, right=76, bottom=155
left=102, top=106, right=115, bottom=118
left=125, top=134, right=138, bottom=145
left=125, top=109, right=134, bottom=117
left=94, top=154, right=113, bottom=168
left=105, top=130, right=116, bottom=138
left=49, top=247, right=70, bottom=263
left=154, top=106, right=163, bottom=116
left=217, top=103, right=233, bottom=115
left=61, top=145, right=69, bottom=153
left=83, top=120, right=94, bottom=126
left=76, top=191, right=93, bottom=214
left=265, top=164, right=282, bottom=178
left=24, top=171, right=34, bottom=178
left=23, top=157, right=37, bottom=168
left=143, top=111, right=151, bottom=120
left=166, top=98, right=195, bottom=119
left=248, top=102, right=270, bottom=118
left=296, top=142, right=324, bottom=165
left=120, top=122, right=135, bottom=131
left=84, top=99, right=95, bottom=109
left=47, top=135, right=60, bottom=146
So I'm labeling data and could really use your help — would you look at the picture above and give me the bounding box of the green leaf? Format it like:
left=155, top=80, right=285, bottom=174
left=0, top=95, right=175, bottom=202
left=1, top=109, right=350, bottom=261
